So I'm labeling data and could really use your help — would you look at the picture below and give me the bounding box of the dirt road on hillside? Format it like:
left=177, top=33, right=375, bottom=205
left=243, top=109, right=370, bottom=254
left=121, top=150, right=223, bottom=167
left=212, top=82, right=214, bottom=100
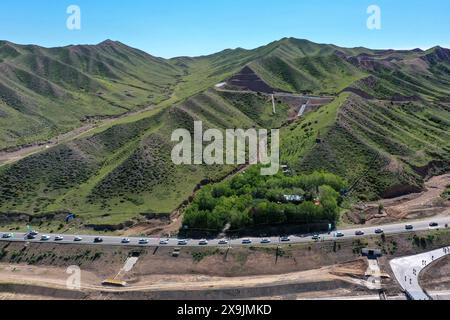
left=0, top=105, right=157, bottom=167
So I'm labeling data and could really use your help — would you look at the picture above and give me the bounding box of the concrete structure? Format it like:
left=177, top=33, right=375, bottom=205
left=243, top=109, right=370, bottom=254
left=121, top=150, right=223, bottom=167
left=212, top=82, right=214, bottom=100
left=390, top=247, right=450, bottom=300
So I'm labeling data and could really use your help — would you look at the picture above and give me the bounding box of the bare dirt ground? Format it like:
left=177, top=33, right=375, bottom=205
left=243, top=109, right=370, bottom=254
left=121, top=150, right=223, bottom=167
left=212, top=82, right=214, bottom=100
left=0, top=172, right=448, bottom=299
left=0, top=257, right=371, bottom=300
left=345, top=174, right=450, bottom=225
left=1, top=228, right=450, bottom=300
left=420, top=254, right=450, bottom=292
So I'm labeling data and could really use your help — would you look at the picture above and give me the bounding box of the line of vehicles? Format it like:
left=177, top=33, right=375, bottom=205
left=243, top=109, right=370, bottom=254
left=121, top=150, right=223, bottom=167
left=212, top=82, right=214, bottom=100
left=1, top=222, right=445, bottom=246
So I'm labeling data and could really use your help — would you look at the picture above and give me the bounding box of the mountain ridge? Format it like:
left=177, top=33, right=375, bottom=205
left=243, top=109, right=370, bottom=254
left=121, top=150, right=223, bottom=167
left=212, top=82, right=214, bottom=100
left=0, top=37, right=449, bottom=227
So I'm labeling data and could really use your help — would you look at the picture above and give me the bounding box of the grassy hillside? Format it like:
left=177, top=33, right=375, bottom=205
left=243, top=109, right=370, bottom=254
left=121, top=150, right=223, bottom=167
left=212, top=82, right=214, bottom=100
left=0, top=40, right=187, bottom=149
left=0, top=37, right=449, bottom=228
left=0, top=89, right=290, bottom=224
left=282, top=94, right=450, bottom=200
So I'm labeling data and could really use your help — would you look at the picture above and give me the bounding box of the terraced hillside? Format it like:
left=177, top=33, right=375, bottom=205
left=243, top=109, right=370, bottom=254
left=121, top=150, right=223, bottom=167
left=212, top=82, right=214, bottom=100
left=282, top=94, right=450, bottom=200
left=0, top=40, right=187, bottom=149
left=0, top=37, right=449, bottom=228
left=0, top=89, right=291, bottom=224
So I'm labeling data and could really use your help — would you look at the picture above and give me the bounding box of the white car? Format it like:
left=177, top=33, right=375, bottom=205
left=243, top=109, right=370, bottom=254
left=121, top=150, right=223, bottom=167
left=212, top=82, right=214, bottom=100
left=40, top=235, right=51, bottom=241
left=55, top=236, right=64, bottom=241
left=242, top=239, right=252, bottom=245
left=121, top=238, right=130, bottom=244
left=74, top=237, right=83, bottom=242
left=139, top=239, right=149, bottom=245
left=199, top=239, right=208, bottom=246
left=261, top=238, right=271, bottom=244
left=178, top=239, right=188, bottom=246
left=218, top=239, right=229, bottom=245
left=335, top=232, right=345, bottom=238
left=2, top=233, right=13, bottom=239
left=159, top=239, right=169, bottom=245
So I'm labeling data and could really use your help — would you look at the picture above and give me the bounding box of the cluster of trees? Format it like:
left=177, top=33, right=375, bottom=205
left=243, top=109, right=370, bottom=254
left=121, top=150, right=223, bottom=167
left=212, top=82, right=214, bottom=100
left=182, top=167, right=347, bottom=233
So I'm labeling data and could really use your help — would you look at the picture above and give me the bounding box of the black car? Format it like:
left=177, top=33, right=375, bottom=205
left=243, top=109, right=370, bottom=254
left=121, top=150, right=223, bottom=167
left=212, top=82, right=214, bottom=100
left=429, top=222, right=439, bottom=227
left=94, top=237, right=103, bottom=243
left=374, top=229, right=384, bottom=234
left=26, top=234, right=36, bottom=240
left=405, top=225, right=414, bottom=230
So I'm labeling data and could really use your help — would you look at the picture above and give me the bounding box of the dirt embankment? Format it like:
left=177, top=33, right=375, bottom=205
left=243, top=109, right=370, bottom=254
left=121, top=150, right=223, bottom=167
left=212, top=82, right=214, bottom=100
left=2, top=228, right=450, bottom=299
left=225, top=66, right=278, bottom=94
left=420, top=254, right=450, bottom=292
left=345, top=174, right=450, bottom=225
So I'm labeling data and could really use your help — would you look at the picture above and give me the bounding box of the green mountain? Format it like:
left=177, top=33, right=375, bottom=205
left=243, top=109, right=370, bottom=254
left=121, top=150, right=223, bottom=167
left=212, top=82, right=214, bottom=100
left=0, top=40, right=187, bottom=149
left=0, top=38, right=449, bottom=227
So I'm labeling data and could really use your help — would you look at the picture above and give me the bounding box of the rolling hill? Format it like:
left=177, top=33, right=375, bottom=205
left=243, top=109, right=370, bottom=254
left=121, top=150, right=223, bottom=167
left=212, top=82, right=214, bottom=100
left=0, top=38, right=449, bottom=228
left=0, top=39, right=184, bottom=149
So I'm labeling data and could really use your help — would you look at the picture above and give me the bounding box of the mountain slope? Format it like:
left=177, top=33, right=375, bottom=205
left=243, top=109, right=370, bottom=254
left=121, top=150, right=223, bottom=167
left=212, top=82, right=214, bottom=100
left=282, top=94, right=450, bottom=200
left=0, top=88, right=291, bottom=224
left=0, top=38, right=449, bottom=228
left=0, top=40, right=184, bottom=149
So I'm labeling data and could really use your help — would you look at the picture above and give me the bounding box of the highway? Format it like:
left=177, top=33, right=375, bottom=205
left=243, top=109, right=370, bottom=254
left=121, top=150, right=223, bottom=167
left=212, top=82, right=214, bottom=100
left=0, top=216, right=449, bottom=248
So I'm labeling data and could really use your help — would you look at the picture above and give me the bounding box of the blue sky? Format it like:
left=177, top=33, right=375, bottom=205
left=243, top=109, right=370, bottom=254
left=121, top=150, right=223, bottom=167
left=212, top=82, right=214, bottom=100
left=1, top=0, right=449, bottom=58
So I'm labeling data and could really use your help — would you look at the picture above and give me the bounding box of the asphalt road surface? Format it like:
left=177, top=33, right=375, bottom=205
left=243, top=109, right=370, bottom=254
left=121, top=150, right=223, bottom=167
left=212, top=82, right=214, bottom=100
left=390, top=246, right=450, bottom=300
left=0, top=216, right=449, bottom=248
